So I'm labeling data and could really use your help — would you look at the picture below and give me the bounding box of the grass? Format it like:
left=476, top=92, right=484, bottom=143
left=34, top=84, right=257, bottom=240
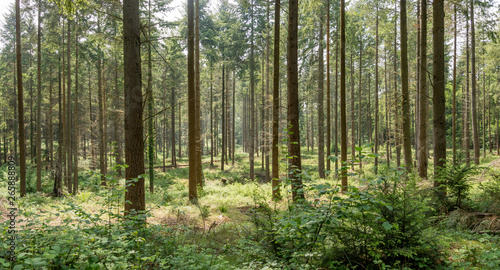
left=2, top=146, right=500, bottom=269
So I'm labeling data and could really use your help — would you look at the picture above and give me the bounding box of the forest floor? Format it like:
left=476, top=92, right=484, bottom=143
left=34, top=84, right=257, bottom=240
left=1, top=150, right=500, bottom=269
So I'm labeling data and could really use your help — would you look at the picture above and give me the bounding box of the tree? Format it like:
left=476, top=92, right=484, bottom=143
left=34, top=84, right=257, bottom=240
left=417, top=0, right=427, bottom=178
left=326, top=0, right=331, bottom=176
left=272, top=0, right=281, bottom=200
left=471, top=0, right=479, bottom=165
left=433, top=0, right=446, bottom=187
left=340, top=0, right=347, bottom=192
left=400, top=0, right=412, bottom=172
left=318, top=12, right=325, bottom=179
left=36, top=0, right=42, bottom=192
left=187, top=0, right=198, bottom=201
left=288, top=0, right=303, bottom=201
left=16, top=0, right=26, bottom=197
left=374, top=3, right=379, bottom=174
left=124, top=0, right=146, bottom=215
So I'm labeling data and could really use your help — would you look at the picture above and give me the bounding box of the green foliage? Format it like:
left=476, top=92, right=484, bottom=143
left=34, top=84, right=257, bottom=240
left=247, top=168, right=443, bottom=269
left=435, top=162, right=478, bottom=211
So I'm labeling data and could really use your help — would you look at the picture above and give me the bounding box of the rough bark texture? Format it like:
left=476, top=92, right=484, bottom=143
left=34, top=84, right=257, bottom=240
left=340, top=0, right=347, bottom=192
left=249, top=1, right=255, bottom=181
left=400, top=0, right=412, bottom=172
left=326, top=1, right=331, bottom=175
left=288, top=0, right=304, bottom=201
left=16, top=0, right=26, bottom=197
left=124, top=0, right=146, bottom=214
left=452, top=5, right=457, bottom=164
left=318, top=17, right=325, bottom=179
left=471, top=0, right=479, bottom=165
left=418, top=0, right=428, bottom=178
left=272, top=0, right=281, bottom=200
left=36, top=0, right=42, bottom=192
left=187, top=0, right=198, bottom=201
left=433, top=0, right=446, bottom=187
left=374, top=5, right=379, bottom=174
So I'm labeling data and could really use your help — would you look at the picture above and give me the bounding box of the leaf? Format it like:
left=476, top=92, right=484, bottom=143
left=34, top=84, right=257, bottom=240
left=382, top=221, right=393, bottom=230
left=355, top=146, right=363, bottom=152
left=13, top=265, right=24, bottom=270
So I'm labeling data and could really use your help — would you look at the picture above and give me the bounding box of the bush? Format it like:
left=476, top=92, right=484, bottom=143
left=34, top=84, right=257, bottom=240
left=248, top=168, right=444, bottom=269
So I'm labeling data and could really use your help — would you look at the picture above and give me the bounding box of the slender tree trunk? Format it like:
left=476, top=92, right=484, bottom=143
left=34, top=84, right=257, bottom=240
left=471, top=0, right=479, bottom=165
left=49, top=65, right=53, bottom=168
left=452, top=4, right=457, bottom=164
left=335, top=35, right=339, bottom=174
left=465, top=9, right=470, bottom=164
left=326, top=1, right=331, bottom=175
left=340, top=0, right=347, bottom=192
left=222, top=65, right=226, bottom=171
left=73, top=17, right=79, bottom=194
left=374, top=4, right=379, bottom=174
left=272, top=0, right=281, bottom=200
left=171, top=73, right=176, bottom=167
left=418, top=0, right=428, bottom=177
left=16, top=0, right=26, bottom=197
left=265, top=5, right=270, bottom=178
left=123, top=0, right=146, bottom=214
left=195, top=0, right=203, bottom=187
left=187, top=0, right=198, bottom=201
left=350, top=55, right=355, bottom=162
left=147, top=0, right=154, bottom=193
left=36, top=0, right=42, bottom=192
left=433, top=0, right=446, bottom=187
left=400, top=0, right=412, bottom=171
left=210, top=66, right=214, bottom=166
left=358, top=41, right=362, bottom=170
left=318, top=16, right=325, bottom=178
left=385, top=48, right=390, bottom=167
left=249, top=1, right=255, bottom=180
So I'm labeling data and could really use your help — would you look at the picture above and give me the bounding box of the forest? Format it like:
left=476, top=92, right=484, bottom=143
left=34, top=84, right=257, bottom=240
left=1, top=0, right=500, bottom=268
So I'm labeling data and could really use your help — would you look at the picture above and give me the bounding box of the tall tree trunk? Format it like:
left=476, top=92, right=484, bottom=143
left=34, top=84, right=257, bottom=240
left=288, top=0, right=303, bottom=201
left=340, top=0, right=347, bottom=192
left=16, top=0, right=26, bottom=197
left=350, top=55, right=355, bottom=162
left=465, top=9, right=470, bottom=164
left=418, top=0, right=428, bottom=177
left=272, top=0, right=281, bottom=200
left=452, top=4, right=457, bottom=164
left=326, top=1, right=331, bottom=175
left=147, top=0, right=155, bottom=193
left=374, top=4, right=379, bottom=174
left=249, top=1, right=255, bottom=180
left=222, top=65, right=226, bottom=171
left=210, top=65, right=214, bottom=166
left=393, top=2, right=401, bottom=169
left=400, top=0, right=412, bottom=171
left=433, top=0, right=446, bottom=187
left=123, top=0, right=146, bottom=214
left=318, top=16, right=325, bottom=179
left=171, top=72, right=176, bottom=167
left=66, top=19, right=73, bottom=194
left=232, top=70, right=236, bottom=164
left=73, top=17, right=79, bottom=194
left=335, top=34, right=339, bottom=174
left=195, top=0, right=203, bottom=187
left=358, top=41, right=362, bottom=170
left=385, top=48, right=390, bottom=167
left=471, top=0, right=479, bottom=165
left=49, top=65, right=53, bottom=168
left=36, top=0, right=42, bottom=192
left=187, top=0, right=198, bottom=201
left=265, top=5, right=270, bottom=178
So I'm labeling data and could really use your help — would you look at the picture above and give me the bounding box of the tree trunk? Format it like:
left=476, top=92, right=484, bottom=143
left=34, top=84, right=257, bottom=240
left=471, top=0, right=479, bottom=165
left=341, top=0, right=347, bottom=192
left=433, top=0, right=446, bottom=187
left=36, top=0, right=42, bottom=192
left=187, top=0, right=198, bottom=201
left=123, top=0, right=146, bottom=214
left=73, top=17, right=79, bottom=194
left=272, top=0, right=281, bottom=200
left=418, top=0, right=428, bottom=178
left=326, top=1, right=331, bottom=175
left=400, top=0, right=412, bottom=172
left=222, top=65, right=226, bottom=171
left=249, top=1, right=255, bottom=180
left=318, top=16, right=325, bottom=179
left=147, top=0, right=154, bottom=193
left=16, top=0, right=26, bottom=197
left=452, top=4, right=457, bottom=164
left=288, top=0, right=303, bottom=201
left=195, top=0, right=203, bottom=187
left=171, top=72, right=177, bottom=167
left=374, top=4, right=379, bottom=174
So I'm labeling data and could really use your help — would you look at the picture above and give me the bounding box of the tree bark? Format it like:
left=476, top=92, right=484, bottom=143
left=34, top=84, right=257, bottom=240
left=374, top=4, right=379, bottom=174
left=433, top=0, right=446, bottom=187
left=341, top=0, right=347, bottom=192
left=418, top=0, right=428, bottom=178
left=187, top=0, right=198, bottom=201
left=318, top=16, right=325, bottom=179
left=16, top=0, right=26, bottom=197
left=124, top=0, right=146, bottom=214
left=400, top=0, right=412, bottom=172
left=471, top=0, right=479, bottom=165
left=36, top=0, right=42, bottom=192
left=272, top=0, right=281, bottom=200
